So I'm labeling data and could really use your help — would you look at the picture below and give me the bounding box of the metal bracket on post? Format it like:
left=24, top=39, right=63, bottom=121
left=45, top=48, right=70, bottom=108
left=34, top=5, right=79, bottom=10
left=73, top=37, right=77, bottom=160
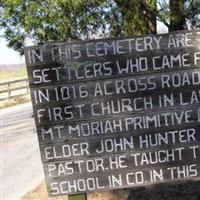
left=68, top=193, right=87, bottom=200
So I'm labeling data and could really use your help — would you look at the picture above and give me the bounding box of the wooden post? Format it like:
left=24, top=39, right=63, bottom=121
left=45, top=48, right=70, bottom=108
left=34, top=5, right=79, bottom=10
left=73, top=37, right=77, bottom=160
left=8, top=82, right=11, bottom=97
left=26, top=79, right=29, bottom=93
left=68, top=194, right=87, bottom=200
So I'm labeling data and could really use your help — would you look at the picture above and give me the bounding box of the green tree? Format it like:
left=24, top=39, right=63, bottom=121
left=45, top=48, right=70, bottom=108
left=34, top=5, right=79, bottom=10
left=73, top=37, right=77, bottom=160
left=157, top=0, right=200, bottom=31
left=169, top=0, right=187, bottom=31
left=0, top=0, right=199, bottom=54
left=0, top=0, right=108, bottom=54
left=113, top=0, right=157, bottom=35
left=186, top=0, right=200, bottom=29
left=0, top=0, right=157, bottom=54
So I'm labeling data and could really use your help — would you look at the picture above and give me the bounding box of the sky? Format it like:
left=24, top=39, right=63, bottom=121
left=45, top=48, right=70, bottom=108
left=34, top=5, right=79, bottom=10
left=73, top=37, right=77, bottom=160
left=0, top=37, right=25, bottom=65
left=0, top=21, right=168, bottom=65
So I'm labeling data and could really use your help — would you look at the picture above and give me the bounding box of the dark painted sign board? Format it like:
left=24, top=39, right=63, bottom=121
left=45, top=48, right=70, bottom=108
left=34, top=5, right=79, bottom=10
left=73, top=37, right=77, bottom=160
left=25, top=30, right=200, bottom=196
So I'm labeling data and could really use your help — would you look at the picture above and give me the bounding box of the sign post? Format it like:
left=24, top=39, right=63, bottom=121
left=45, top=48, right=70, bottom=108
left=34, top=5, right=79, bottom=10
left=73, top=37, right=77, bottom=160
left=25, top=30, right=200, bottom=198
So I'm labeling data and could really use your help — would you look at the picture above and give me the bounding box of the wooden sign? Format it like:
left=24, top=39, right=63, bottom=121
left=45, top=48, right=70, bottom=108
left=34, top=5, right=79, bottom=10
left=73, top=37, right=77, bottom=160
left=25, top=30, right=200, bottom=197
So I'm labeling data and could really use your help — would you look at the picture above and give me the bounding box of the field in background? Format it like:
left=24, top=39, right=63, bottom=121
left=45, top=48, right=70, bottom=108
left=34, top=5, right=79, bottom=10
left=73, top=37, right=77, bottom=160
left=0, top=64, right=31, bottom=108
left=0, top=64, right=27, bottom=83
left=0, top=94, right=31, bottom=108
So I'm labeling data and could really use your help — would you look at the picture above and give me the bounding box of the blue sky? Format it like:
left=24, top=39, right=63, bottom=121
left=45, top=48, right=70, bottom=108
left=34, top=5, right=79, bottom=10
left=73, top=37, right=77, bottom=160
left=0, top=21, right=168, bottom=65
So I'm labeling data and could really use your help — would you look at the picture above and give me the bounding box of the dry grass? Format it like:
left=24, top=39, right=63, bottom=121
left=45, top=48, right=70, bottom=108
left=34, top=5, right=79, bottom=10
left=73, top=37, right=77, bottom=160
left=22, top=182, right=130, bottom=200
left=21, top=180, right=200, bottom=200
left=0, top=66, right=27, bottom=83
left=0, top=66, right=31, bottom=108
left=22, top=182, right=67, bottom=200
left=0, top=94, right=31, bottom=109
left=87, top=189, right=130, bottom=200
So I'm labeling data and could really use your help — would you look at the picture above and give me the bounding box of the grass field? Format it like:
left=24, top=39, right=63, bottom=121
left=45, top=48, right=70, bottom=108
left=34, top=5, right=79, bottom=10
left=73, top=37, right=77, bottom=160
left=0, top=94, right=31, bottom=108
left=0, top=65, right=30, bottom=108
left=0, top=65, right=27, bottom=83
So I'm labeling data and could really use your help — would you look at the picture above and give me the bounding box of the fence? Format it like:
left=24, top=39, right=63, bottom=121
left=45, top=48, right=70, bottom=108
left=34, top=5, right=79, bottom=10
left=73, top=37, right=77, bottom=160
left=0, top=78, right=30, bottom=101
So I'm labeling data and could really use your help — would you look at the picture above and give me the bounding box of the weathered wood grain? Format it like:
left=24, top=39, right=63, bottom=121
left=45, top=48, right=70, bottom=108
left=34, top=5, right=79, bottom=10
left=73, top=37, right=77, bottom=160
left=25, top=30, right=200, bottom=196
